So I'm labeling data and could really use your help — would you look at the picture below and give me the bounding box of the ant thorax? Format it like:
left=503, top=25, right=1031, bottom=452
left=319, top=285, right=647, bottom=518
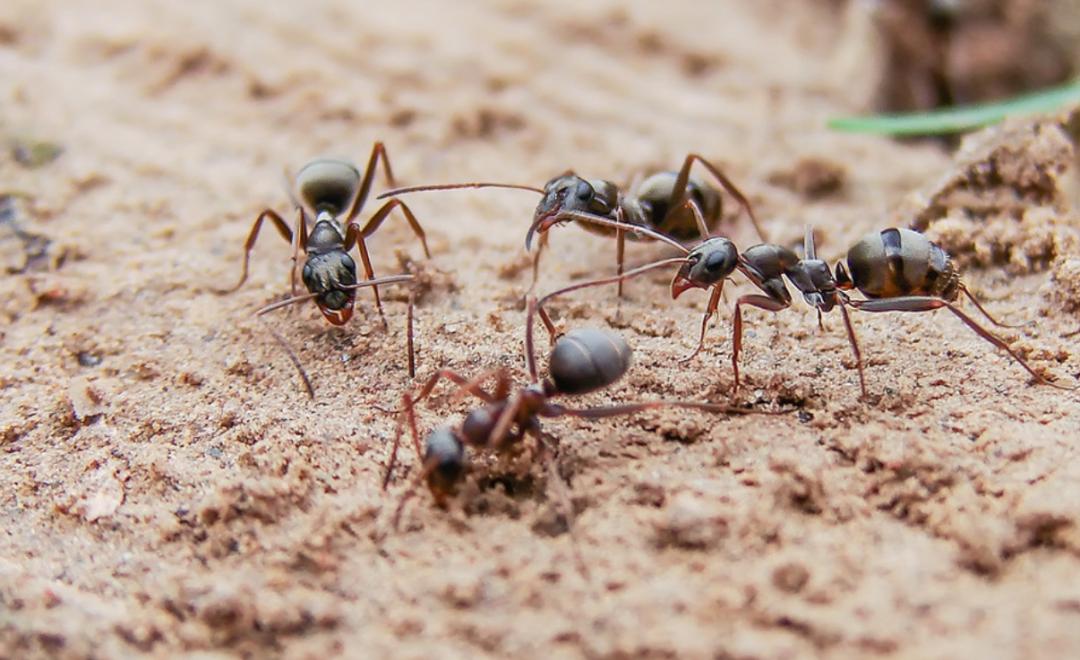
left=308, top=210, right=347, bottom=247
left=522, top=384, right=548, bottom=408
left=792, top=259, right=840, bottom=311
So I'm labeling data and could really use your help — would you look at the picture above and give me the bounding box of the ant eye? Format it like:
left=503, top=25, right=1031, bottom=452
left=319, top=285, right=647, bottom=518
left=574, top=181, right=593, bottom=201
left=340, top=253, right=355, bottom=271
left=704, top=251, right=727, bottom=272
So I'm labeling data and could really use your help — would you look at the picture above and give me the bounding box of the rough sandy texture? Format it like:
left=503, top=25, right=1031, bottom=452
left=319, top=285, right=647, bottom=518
left=2, top=1, right=1080, bottom=658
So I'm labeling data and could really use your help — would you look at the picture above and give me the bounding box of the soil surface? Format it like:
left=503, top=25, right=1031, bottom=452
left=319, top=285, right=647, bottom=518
left=2, top=2, right=1080, bottom=658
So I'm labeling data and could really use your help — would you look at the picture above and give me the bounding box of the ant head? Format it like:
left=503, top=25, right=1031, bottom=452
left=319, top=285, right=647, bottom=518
left=671, top=237, right=738, bottom=298
left=548, top=328, right=632, bottom=396
left=424, top=427, right=466, bottom=497
left=301, top=249, right=357, bottom=324
left=295, top=159, right=361, bottom=216
left=533, top=174, right=617, bottom=229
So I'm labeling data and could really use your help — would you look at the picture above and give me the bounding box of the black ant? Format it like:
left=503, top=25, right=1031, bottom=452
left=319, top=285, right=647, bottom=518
left=384, top=298, right=779, bottom=527
left=532, top=214, right=1075, bottom=397
left=377, top=154, right=766, bottom=296
left=218, top=144, right=430, bottom=395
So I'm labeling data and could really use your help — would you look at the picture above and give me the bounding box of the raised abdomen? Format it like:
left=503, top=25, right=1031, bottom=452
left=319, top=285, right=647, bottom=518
left=846, top=228, right=958, bottom=300
left=636, top=172, right=720, bottom=242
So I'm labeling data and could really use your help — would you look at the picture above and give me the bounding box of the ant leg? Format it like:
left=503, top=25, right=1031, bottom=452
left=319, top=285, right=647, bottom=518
left=538, top=306, right=559, bottom=344
left=288, top=208, right=308, bottom=299
left=217, top=209, right=294, bottom=294
left=406, top=286, right=416, bottom=378
left=529, top=231, right=549, bottom=294
left=398, top=367, right=508, bottom=412
left=838, top=303, right=866, bottom=398
left=345, top=199, right=431, bottom=330
left=391, top=463, right=435, bottom=531
left=383, top=390, right=424, bottom=489
left=344, top=142, right=396, bottom=224
left=668, top=153, right=767, bottom=242
left=615, top=226, right=626, bottom=300
left=732, top=294, right=790, bottom=394
left=526, top=296, right=542, bottom=383
left=349, top=198, right=432, bottom=258
left=679, top=284, right=723, bottom=364
left=488, top=392, right=525, bottom=450
left=850, top=296, right=1076, bottom=390
left=959, top=284, right=1029, bottom=329
left=354, top=237, right=387, bottom=329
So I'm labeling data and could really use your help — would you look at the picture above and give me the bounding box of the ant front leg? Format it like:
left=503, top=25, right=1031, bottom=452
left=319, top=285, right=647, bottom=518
left=837, top=302, right=866, bottom=398
left=680, top=284, right=723, bottom=364
left=731, top=294, right=790, bottom=394
left=384, top=389, right=424, bottom=489
left=409, top=368, right=506, bottom=408
left=613, top=205, right=629, bottom=301
left=529, top=231, right=550, bottom=294
left=849, top=296, right=1076, bottom=390
left=289, top=208, right=308, bottom=299
left=217, top=209, right=294, bottom=294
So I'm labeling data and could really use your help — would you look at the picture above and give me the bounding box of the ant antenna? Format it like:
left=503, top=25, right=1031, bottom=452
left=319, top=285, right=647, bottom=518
left=377, top=182, right=545, bottom=199
left=255, top=291, right=320, bottom=316
left=524, top=211, right=691, bottom=254
left=252, top=295, right=320, bottom=398
left=338, top=273, right=416, bottom=291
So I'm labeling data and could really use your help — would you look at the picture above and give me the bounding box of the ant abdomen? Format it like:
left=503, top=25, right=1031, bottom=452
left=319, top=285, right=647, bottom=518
left=548, top=328, right=632, bottom=395
left=846, top=228, right=960, bottom=300
left=461, top=403, right=502, bottom=447
left=295, top=159, right=361, bottom=215
left=636, top=172, right=720, bottom=241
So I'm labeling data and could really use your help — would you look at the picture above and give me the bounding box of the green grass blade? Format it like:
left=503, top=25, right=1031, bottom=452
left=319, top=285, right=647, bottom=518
left=828, top=79, right=1080, bottom=136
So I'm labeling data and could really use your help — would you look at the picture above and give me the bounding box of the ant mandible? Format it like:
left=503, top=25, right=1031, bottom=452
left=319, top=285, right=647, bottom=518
left=377, top=154, right=766, bottom=296
left=384, top=297, right=778, bottom=527
left=218, top=143, right=430, bottom=394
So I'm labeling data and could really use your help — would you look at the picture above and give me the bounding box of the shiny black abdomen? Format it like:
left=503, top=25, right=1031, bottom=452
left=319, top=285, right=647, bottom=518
left=549, top=328, right=632, bottom=396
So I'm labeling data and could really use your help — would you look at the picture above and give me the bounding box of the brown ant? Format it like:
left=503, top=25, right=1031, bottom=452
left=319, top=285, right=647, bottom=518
left=377, top=154, right=766, bottom=295
left=532, top=215, right=1075, bottom=397
left=384, top=298, right=778, bottom=527
left=218, top=143, right=430, bottom=394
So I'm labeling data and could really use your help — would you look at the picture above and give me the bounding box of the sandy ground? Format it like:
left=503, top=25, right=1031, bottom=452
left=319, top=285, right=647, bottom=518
left=3, top=1, right=1080, bottom=658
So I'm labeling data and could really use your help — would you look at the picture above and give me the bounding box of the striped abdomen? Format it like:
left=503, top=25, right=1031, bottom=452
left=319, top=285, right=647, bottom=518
left=846, top=228, right=960, bottom=300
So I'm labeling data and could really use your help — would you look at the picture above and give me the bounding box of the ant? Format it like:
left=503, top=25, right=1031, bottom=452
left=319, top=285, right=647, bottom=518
left=531, top=213, right=1075, bottom=397
left=384, top=298, right=779, bottom=527
left=218, top=144, right=431, bottom=394
left=377, top=154, right=766, bottom=296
